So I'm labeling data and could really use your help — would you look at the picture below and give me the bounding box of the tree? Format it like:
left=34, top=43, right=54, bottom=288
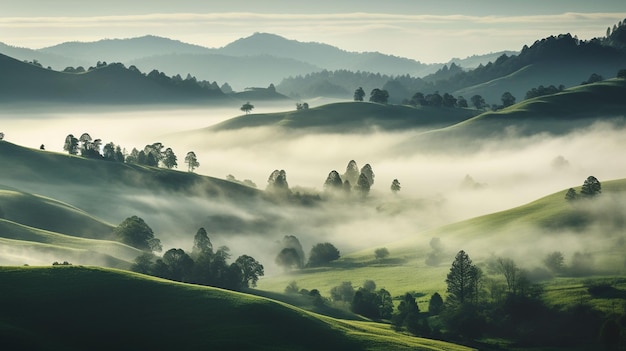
left=323, top=170, right=343, bottom=192
left=457, top=96, right=468, bottom=108
left=114, top=216, right=162, bottom=252
left=235, top=255, right=264, bottom=288
left=360, top=164, right=375, bottom=185
left=354, top=87, right=365, bottom=101
left=410, top=92, right=426, bottom=106
left=392, top=293, right=421, bottom=335
left=501, top=92, right=516, bottom=107
left=442, top=93, right=457, bottom=107
left=267, top=169, right=289, bottom=194
left=308, top=242, right=340, bottom=267
left=582, top=73, right=603, bottom=85
left=369, top=88, right=389, bottom=104
left=565, top=188, right=578, bottom=201
left=162, top=248, right=194, bottom=281
left=581, top=176, right=601, bottom=197
left=390, top=179, right=401, bottom=193
left=0, top=132, right=4, bottom=140
left=428, top=292, right=444, bottom=315
left=192, top=227, right=213, bottom=256
left=356, top=173, right=371, bottom=198
left=279, top=235, right=305, bottom=268
left=543, top=251, right=565, bottom=274
left=330, top=282, right=355, bottom=303
left=275, top=248, right=301, bottom=270
left=63, top=134, right=79, bottom=155
left=240, top=101, right=254, bottom=114
left=162, top=147, right=177, bottom=169
left=496, top=257, right=519, bottom=294
left=131, top=252, right=155, bottom=275
left=445, top=250, right=480, bottom=305
left=375, top=247, right=389, bottom=260
left=470, top=94, right=486, bottom=110
left=343, top=160, right=360, bottom=185
left=184, top=151, right=199, bottom=172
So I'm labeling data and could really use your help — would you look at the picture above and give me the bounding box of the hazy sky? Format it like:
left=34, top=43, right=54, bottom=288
left=2, top=0, right=626, bottom=62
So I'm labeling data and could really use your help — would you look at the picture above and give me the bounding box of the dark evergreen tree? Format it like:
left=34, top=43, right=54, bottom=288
left=428, top=292, right=444, bottom=315
left=162, top=147, right=178, bottom=169
left=185, top=151, right=199, bottom=172
left=63, top=134, right=79, bottom=155
left=192, top=227, right=213, bottom=256
left=565, top=188, right=578, bottom=201
left=470, top=94, right=486, bottom=110
left=501, top=91, right=516, bottom=107
left=390, top=179, right=401, bottom=193
left=445, top=250, right=480, bottom=305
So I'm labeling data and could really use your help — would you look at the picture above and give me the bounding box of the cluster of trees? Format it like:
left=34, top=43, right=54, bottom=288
left=275, top=235, right=340, bottom=270
left=62, top=133, right=200, bottom=172
left=405, top=91, right=468, bottom=108
left=525, top=84, right=565, bottom=99
left=323, top=160, right=379, bottom=198
left=565, top=176, right=601, bottom=201
left=420, top=249, right=624, bottom=348
left=131, top=227, right=263, bottom=291
left=295, top=102, right=309, bottom=110
left=353, top=87, right=389, bottom=104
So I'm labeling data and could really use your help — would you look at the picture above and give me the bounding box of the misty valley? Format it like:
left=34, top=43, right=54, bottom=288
left=2, top=16, right=626, bottom=351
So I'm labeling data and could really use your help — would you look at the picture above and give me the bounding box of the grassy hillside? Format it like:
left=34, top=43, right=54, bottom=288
left=0, top=140, right=259, bottom=199
left=0, top=185, right=113, bottom=239
left=258, top=178, right=626, bottom=312
left=411, top=78, right=626, bottom=149
left=208, top=101, right=479, bottom=133
left=453, top=60, right=626, bottom=104
left=0, top=266, right=473, bottom=351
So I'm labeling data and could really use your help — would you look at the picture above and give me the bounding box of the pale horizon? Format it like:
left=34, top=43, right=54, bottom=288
left=2, top=0, right=625, bottom=63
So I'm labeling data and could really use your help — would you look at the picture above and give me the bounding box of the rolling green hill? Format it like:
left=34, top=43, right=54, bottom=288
left=0, top=140, right=260, bottom=200
left=0, top=266, right=473, bottom=351
left=207, top=101, right=479, bottom=133
left=453, top=60, right=626, bottom=105
left=0, top=185, right=113, bottom=239
left=257, top=178, right=626, bottom=310
left=408, top=78, right=626, bottom=149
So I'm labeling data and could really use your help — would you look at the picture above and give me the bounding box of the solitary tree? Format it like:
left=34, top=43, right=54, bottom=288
left=114, top=216, right=162, bottom=252
left=354, top=87, right=365, bottom=101
left=390, top=179, right=401, bottom=193
left=375, top=247, right=390, bottom=260
left=581, top=176, right=601, bottom=197
left=445, top=250, right=480, bottom=305
left=240, top=101, right=254, bottom=114
left=184, top=151, right=199, bottom=172
left=235, top=255, right=264, bottom=288
left=308, top=242, right=340, bottom=267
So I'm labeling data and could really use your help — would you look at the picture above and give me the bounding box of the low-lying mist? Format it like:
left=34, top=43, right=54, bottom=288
left=1, top=106, right=625, bottom=275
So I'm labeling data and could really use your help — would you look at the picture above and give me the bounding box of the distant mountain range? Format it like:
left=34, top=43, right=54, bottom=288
left=1, top=22, right=624, bottom=105
left=0, top=33, right=511, bottom=91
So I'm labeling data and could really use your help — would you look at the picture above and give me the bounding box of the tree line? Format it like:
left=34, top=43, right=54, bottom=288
left=119, top=216, right=264, bottom=291
left=62, top=132, right=200, bottom=172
